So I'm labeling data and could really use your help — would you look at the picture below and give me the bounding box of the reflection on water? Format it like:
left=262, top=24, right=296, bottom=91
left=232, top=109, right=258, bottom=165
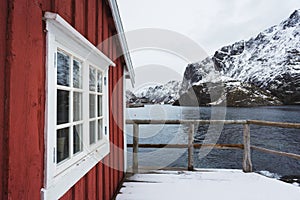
left=126, top=105, right=300, bottom=176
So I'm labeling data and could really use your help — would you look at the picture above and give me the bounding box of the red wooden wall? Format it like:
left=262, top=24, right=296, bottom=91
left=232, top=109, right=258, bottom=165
left=0, top=0, right=126, bottom=199
left=0, top=0, right=8, bottom=198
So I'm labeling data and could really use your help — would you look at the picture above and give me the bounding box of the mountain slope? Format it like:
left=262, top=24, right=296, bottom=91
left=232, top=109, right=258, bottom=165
left=182, top=9, right=300, bottom=104
left=175, top=80, right=282, bottom=107
left=133, top=80, right=181, bottom=104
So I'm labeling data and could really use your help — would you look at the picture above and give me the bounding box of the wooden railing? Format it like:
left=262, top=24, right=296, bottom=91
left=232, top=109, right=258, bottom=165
left=126, top=119, right=300, bottom=173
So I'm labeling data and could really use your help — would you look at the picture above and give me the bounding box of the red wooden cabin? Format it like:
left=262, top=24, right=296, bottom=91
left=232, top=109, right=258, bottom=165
left=0, top=0, right=134, bottom=199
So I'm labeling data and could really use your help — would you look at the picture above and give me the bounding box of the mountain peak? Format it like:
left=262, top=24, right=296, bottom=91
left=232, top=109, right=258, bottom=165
left=289, top=9, right=300, bottom=20
left=292, top=9, right=300, bottom=15
left=281, top=9, right=300, bottom=28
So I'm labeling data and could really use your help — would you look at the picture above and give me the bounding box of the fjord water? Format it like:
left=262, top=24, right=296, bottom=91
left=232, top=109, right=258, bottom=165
left=126, top=105, right=300, bottom=177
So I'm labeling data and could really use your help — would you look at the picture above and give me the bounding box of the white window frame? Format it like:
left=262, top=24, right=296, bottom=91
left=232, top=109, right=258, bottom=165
left=42, top=12, right=115, bottom=200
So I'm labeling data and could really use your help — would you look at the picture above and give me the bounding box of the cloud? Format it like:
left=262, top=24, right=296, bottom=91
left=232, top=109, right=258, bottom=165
left=118, top=0, right=300, bottom=53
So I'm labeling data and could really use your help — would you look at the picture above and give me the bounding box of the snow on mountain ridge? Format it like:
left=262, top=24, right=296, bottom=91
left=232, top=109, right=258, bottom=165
left=133, top=80, right=182, bottom=104
left=280, top=9, right=300, bottom=29
left=182, top=9, right=300, bottom=104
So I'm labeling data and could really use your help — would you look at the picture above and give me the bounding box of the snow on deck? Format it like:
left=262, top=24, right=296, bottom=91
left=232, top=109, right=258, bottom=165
left=117, top=169, right=300, bottom=200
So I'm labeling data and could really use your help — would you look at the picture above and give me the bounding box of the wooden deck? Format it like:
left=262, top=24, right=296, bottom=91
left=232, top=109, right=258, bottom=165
left=116, top=169, right=300, bottom=200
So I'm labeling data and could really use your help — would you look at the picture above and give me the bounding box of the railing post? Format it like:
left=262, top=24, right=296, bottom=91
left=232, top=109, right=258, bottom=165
left=133, top=123, right=139, bottom=173
left=243, top=123, right=252, bottom=172
left=188, top=123, right=195, bottom=171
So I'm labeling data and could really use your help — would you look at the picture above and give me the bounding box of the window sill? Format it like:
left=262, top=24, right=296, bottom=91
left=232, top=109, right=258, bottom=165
left=41, top=141, right=109, bottom=200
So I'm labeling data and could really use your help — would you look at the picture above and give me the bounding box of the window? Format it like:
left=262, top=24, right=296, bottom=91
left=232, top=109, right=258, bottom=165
left=89, top=66, right=104, bottom=145
left=56, top=50, right=84, bottom=164
left=42, top=12, right=115, bottom=200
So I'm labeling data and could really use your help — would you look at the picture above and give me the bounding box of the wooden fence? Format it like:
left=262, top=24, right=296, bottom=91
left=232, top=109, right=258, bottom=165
left=126, top=119, right=300, bottom=173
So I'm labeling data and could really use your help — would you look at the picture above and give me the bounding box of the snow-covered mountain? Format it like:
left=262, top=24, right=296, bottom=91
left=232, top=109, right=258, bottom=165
left=131, top=80, right=181, bottom=104
left=126, top=90, right=137, bottom=103
left=181, top=9, right=300, bottom=105
left=175, top=80, right=282, bottom=107
left=127, top=10, right=300, bottom=107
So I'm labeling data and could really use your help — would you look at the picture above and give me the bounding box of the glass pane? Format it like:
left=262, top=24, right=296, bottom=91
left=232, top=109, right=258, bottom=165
left=97, top=95, right=102, bottom=117
left=98, top=119, right=103, bottom=141
left=57, top=51, right=70, bottom=86
left=89, top=94, right=96, bottom=118
left=89, top=67, right=96, bottom=91
left=90, top=121, right=96, bottom=144
left=73, top=59, right=82, bottom=89
left=97, top=71, right=102, bottom=93
left=73, top=92, right=82, bottom=121
left=57, top=128, right=69, bottom=163
left=73, top=124, right=82, bottom=154
left=57, top=90, right=69, bottom=125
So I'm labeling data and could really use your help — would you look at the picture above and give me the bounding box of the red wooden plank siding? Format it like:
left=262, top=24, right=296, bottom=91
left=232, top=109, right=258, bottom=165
left=108, top=28, right=115, bottom=198
left=86, top=0, right=97, bottom=45
left=108, top=28, right=114, bottom=198
left=114, top=40, right=120, bottom=191
left=74, top=0, right=86, bottom=36
left=60, top=189, right=73, bottom=200
left=73, top=178, right=86, bottom=200
left=118, top=58, right=124, bottom=182
left=102, top=1, right=110, bottom=56
left=86, top=167, right=97, bottom=199
left=54, top=0, right=73, bottom=24
left=96, top=163, right=104, bottom=199
left=0, top=0, right=8, bottom=199
left=5, top=0, right=45, bottom=199
left=97, top=0, right=103, bottom=47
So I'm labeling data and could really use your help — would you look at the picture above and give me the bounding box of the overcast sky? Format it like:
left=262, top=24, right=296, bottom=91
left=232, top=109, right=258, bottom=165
left=117, top=0, right=300, bottom=89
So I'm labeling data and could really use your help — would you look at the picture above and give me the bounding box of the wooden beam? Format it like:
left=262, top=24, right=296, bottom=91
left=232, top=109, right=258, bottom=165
left=251, top=146, right=300, bottom=160
left=188, top=123, right=194, bottom=171
left=126, top=119, right=247, bottom=125
left=243, top=124, right=252, bottom=172
left=127, top=144, right=244, bottom=150
left=133, top=124, right=139, bottom=173
left=248, top=120, right=300, bottom=129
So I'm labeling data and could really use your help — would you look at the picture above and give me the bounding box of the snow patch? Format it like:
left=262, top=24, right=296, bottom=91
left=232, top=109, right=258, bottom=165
left=117, top=170, right=300, bottom=200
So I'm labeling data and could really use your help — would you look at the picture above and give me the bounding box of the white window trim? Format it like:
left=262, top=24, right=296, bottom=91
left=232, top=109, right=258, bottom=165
left=42, top=12, right=114, bottom=200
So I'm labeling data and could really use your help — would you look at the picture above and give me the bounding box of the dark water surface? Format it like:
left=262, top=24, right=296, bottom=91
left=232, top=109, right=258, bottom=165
left=126, top=105, right=300, bottom=177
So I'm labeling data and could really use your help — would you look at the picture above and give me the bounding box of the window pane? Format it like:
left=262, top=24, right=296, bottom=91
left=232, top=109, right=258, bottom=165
left=97, top=95, right=102, bottom=117
left=73, top=124, right=82, bottom=154
left=73, top=92, right=82, bottom=121
left=89, top=94, right=96, bottom=118
left=57, top=90, right=69, bottom=125
left=97, top=71, right=102, bottom=93
left=90, top=121, right=96, bottom=144
left=73, top=59, right=82, bottom=88
left=98, top=119, right=103, bottom=141
left=57, top=51, right=70, bottom=86
left=57, top=128, right=69, bottom=163
left=89, top=67, right=96, bottom=91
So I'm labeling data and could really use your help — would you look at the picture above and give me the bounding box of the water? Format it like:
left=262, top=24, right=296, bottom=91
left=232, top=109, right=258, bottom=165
left=126, top=105, right=300, bottom=177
